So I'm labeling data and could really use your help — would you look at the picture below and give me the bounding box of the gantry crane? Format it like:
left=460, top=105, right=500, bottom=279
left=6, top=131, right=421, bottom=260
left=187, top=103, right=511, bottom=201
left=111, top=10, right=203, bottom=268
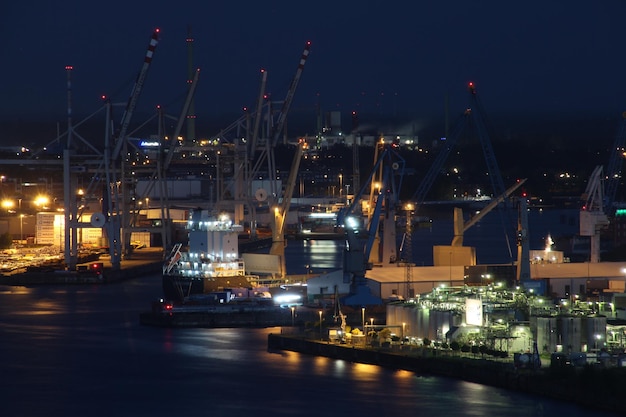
left=413, top=82, right=517, bottom=263
left=339, top=143, right=405, bottom=306
left=127, top=67, right=200, bottom=254
left=62, top=28, right=161, bottom=270
left=412, top=82, right=507, bottom=205
left=580, top=165, right=609, bottom=263
left=207, top=42, right=311, bottom=240
left=269, top=141, right=304, bottom=278
left=603, top=113, right=626, bottom=213
left=250, top=41, right=311, bottom=199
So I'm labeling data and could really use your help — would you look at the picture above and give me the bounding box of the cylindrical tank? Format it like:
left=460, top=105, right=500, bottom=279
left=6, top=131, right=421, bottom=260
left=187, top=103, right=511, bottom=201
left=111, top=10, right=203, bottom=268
left=583, top=315, right=607, bottom=351
left=559, top=316, right=582, bottom=353
left=536, top=317, right=558, bottom=354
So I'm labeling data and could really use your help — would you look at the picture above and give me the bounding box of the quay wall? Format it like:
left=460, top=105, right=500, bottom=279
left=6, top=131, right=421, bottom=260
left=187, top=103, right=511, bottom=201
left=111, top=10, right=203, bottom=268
left=268, top=333, right=626, bottom=414
left=1, top=261, right=162, bottom=285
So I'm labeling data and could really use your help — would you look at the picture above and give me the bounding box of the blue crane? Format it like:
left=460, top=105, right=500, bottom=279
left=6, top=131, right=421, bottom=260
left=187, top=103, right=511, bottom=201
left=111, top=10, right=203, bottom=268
left=339, top=143, right=405, bottom=306
left=603, top=114, right=626, bottom=214
left=411, top=82, right=506, bottom=204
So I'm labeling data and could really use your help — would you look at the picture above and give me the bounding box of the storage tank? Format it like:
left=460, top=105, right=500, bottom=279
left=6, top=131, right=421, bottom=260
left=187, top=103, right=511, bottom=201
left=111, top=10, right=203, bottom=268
left=559, top=316, right=582, bottom=353
left=583, top=316, right=607, bottom=352
left=385, top=303, right=398, bottom=327
left=536, top=317, right=558, bottom=354
left=416, top=307, right=430, bottom=340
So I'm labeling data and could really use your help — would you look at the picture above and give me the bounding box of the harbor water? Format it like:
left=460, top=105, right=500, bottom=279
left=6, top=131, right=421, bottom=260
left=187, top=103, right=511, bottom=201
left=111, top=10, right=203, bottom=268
left=1, top=207, right=614, bottom=417
left=0, top=273, right=622, bottom=417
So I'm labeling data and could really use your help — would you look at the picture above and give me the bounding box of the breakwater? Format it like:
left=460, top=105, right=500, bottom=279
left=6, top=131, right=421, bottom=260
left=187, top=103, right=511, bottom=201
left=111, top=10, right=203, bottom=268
left=268, top=333, right=626, bottom=414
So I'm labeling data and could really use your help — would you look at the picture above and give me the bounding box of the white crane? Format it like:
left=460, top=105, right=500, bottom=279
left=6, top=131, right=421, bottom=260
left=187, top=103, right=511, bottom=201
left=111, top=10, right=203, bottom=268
left=580, top=165, right=609, bottom=263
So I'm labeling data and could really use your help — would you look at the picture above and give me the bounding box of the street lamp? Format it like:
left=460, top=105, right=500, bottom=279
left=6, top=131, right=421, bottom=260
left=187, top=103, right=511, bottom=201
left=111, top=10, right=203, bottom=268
left=291, top=306, right=295, bottom=327
left=339, top=174, right=343, bottom=196
left=20, top=214, right=24, bottom=242
left=319, top=310, right=323, bottom=340
left=361, top=307, right=365, bottom=334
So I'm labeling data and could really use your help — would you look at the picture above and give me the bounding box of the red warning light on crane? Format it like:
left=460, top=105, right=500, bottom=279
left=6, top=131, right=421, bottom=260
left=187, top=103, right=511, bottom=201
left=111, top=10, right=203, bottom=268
left=468, top=82, right=476, bottom=94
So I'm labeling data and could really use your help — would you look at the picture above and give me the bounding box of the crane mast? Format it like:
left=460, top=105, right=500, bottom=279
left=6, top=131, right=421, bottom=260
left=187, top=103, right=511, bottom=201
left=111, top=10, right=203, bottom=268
left=106, top=28, right=160, bottom=268
left=250, top=41, right=311, bottom=183
left=580, top=165, right=609, bottom=262
left=111, top=28, right=159, bottom=161
left=269, top=142, right=304, bottom=277
left=604, top=113, right=626, bottom=213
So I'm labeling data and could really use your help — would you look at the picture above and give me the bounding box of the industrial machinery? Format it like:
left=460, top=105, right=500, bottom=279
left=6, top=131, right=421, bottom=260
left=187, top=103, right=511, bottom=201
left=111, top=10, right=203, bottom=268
left=580, top=165, right=609, bottom=263
left=432, top=179, right=527, bottom=268
left=412, top=82, right=518, bottom=264
left=269, top=141, right=304, bottom=277
left=412, top=82, right=507, bottom=207
left=339, top=143, right=405, bottom=306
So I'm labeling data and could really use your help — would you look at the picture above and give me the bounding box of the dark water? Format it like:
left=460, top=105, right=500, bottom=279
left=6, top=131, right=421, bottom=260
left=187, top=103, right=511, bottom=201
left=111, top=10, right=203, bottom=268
left=286, top=206, right=581, bottom=272
left=0, top=276, right=621, bottom=415
left=1, top=207, right=614, bottom=417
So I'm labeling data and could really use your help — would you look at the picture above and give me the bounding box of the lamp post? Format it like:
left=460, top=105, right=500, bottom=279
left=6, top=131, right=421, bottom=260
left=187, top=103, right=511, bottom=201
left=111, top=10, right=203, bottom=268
left=291, top=306, right=295, bottom=327
left=361, top=307, right=365, bottom=334
left=20, top=214, right=24, bottom=242
left=319, top=310, right=323, bottom=340
left=339, top=174, right=343, bottom=197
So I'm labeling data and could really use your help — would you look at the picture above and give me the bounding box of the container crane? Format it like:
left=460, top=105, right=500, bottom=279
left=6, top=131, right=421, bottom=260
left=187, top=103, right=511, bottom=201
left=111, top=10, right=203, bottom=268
left=249, top=41, right=311, bottom=196
left=412, top=82, right=507, bottom=205
left=63, top=28, right=160, bottom=270
left=580, top=165, right=609, bottom=263
left=125, top=67, right=200, bottom=254
left=340, top=144, right=405, bottom=306
left=412, top=82, right=517, bottom=263
left=269, top=142, right=304, bottom=278
left=603, top=113, right=626, bottom=213
left=433, top=179, right=526, bottom=268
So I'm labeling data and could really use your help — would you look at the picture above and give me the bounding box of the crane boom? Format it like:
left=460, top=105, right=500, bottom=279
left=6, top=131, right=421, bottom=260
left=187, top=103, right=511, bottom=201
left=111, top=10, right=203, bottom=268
left=271, top=41, right=311, bottom=146
left=451, top=178, right=527, bottom=246
left=112, top=28, right=160, bottom=161
left=269, top=142, right=304, bottom=277
left=412, top=82, right=507, bottom=205
left=163, top=68, right=200, bottom=171
left=467, top=82, right=507, bottom=199
left=249, top=69, right=268, bottom=158
left=604, top=114, right=626, bottom=213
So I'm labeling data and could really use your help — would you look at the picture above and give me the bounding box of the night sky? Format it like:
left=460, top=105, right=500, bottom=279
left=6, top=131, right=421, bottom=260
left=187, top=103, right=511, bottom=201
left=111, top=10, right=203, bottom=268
left=3, top=1, right=626, bottom=144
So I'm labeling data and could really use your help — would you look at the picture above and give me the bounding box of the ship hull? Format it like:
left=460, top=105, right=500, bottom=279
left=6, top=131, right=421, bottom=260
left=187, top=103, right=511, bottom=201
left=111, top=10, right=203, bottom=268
left=162, top=274, right=256, bottom=302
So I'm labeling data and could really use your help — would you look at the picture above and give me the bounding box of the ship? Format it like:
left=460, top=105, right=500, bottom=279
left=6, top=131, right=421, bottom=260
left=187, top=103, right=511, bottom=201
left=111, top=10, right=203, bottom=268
left=294, top=211, right=343, bottom=240
left=162, top=210, right=263, bottom=302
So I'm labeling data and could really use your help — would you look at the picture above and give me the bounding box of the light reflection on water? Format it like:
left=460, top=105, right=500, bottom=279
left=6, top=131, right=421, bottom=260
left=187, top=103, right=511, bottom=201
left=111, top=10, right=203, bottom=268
left=0, top=235, right=622, bottom=416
